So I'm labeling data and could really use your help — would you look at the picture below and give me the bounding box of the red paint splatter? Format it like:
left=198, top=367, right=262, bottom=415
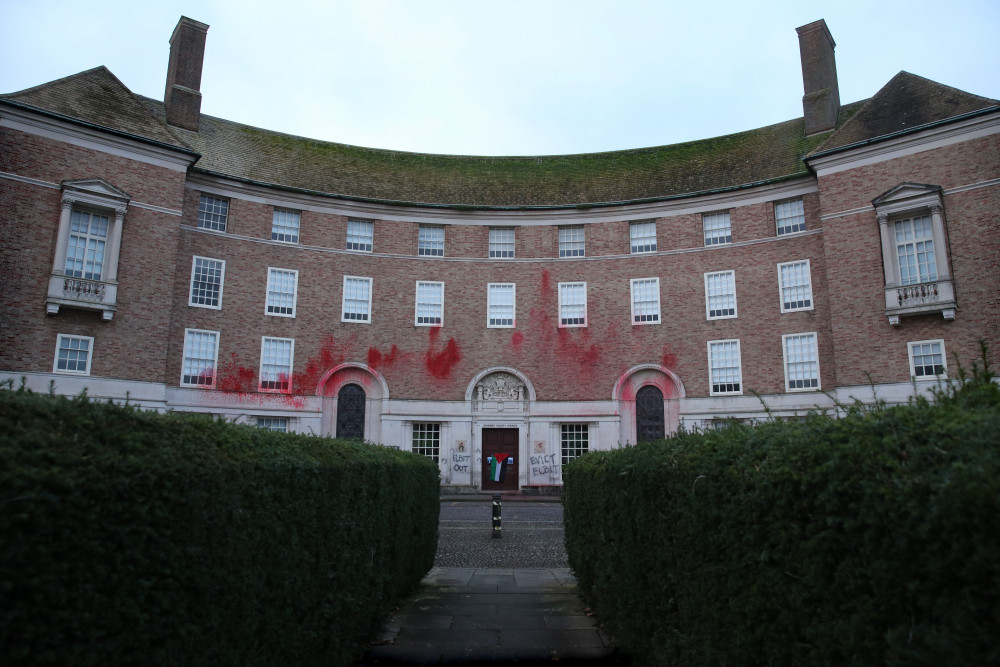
left=293, top=334, right=353, bottom=396
left=661, top=344, right=678, bottom=370
left=426, top=327, right=461, bottom=379
left=511, top=331, right=524, bottom=353
left=557, top=327, right=601, bottom=367
left=215, top=353, right=257, bottom=394
left=367, top=344, right=400, bottom=372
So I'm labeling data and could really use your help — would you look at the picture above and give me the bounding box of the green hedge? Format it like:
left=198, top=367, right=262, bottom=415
left=0, top=389, right=439, bottom=666
left=565, top=366, right=1000, bottom=665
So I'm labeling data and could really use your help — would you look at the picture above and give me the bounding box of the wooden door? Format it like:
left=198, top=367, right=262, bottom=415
left=481, top=428, right=519, bottom=491
left=336, top=384, right=365, bottom=440
left=636, top=385, right=665, bottom=442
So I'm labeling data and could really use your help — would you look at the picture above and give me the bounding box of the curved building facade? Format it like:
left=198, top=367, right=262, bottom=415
left=2, top=17, right=998, bottom=491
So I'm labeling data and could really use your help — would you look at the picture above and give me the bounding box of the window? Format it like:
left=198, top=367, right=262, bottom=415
left=630, top=277, right=660, bottom=324
left=342, top=276, right=373, bottom=323
left=65, top=209, right=109, bottom=279
left=778, top=260, right=813, bottom=312
left=259, top=337, right=294, bottom=392
left=708, top=339, right=742, bottom=395
left=782, top=332, right=820, bottom=391
left=181, top=329, right=219, bottom=387
left=418, top=225, right=445, bottom=256
left=188, top=256, right=225, bottom=309
left=257, top=417, right=288, bottom=432
left=53, top=334, right=93, bottom=375
left=489, top=228, right=515, bottom=258
left=412, top=423, right=441, bottom=463
left=873, top=184, right=955, bottom=325
left=198, top=194, right=229, bottom=232
left=630, top=221, right=657, bottom=253
left=561, top=424, right=589, bottom=465
left=266, top=268, right=298, bottom=317
left=775, top=198, right=805, bottom=235
left=558, top=282, right=587, bottom=327
left=271, top=209, right=300, bottom=243
left=346, top=219, right=374, bottom=252
left=703, top=212, right=732, bottom=246
left=908, top=340, right=946, bottom=379
left=894, top=216, right=937, bottom=286
left=415, top=281, right=444, bottom=325
left=47, top=179, right=130, bottom=321
left=487, top=283, right=515, bottom=327
left=559, top=227, right=585, bottom=257
left=704, top=271, right=737, bottom=319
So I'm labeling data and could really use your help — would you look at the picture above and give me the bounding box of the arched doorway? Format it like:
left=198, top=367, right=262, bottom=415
left=636, top=385, right=665, bottom=442
left=336, top=383, right=365, bottom=440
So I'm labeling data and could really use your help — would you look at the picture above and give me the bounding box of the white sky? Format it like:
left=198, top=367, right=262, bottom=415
left=2, top=0, right=998, bottom=156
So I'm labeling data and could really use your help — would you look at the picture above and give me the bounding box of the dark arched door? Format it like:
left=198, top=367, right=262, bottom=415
left=336, top=384, right=365, bottom=440
left=636, top=385, right=665, bottom=442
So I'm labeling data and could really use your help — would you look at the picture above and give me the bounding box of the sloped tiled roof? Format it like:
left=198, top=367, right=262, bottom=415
left=810, top=71, right=999, bottom=156
left=0, top=67, right=191, bottom=150
left=141, top=97, right=853, bottom=208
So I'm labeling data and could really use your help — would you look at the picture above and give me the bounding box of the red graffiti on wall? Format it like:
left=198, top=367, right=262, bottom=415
left=511, top=330, right=524, bottom=353
left=367, top=344, right=400, bottom=372
left=426, top=326, right=461, bottom=379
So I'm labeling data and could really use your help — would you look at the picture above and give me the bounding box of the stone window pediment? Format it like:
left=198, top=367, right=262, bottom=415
left=873, top=183, right=956, bottom=326
left=46, top=178, right=131, bottom=321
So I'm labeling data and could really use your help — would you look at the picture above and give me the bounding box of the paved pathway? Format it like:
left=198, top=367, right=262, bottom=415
left=358, top=501, right=628, bottom=665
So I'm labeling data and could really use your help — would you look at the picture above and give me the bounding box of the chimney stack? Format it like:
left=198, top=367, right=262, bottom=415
left=164, top=16, right=209, bottom=132
left=796, top=19, right=841, bottom=136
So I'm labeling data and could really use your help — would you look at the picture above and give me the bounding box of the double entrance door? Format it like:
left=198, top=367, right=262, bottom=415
left=481, top=428, right=519, bottom=492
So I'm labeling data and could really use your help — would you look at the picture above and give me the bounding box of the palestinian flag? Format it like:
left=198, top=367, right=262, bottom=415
left=489, top=453, right=509, bottom=483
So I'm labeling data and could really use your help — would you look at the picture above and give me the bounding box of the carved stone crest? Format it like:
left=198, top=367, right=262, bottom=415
left=476, top=372, right=525, bottom=401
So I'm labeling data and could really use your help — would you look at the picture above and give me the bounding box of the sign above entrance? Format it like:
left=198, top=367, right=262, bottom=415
left=480, top=423, right=519, bottom=429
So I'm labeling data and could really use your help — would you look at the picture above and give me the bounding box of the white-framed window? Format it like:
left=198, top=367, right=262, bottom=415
left=908, top=340, right=947, bottom=379
left=181, top=328, right=219, bottom=388
left=629, top=220, right=657, bottom=254
left=188, top=256, right=225, bottom=309
left=64, top=209, right=109, bottom=280
left=259, top=337, right=294, bottom=392
left=418, top=225, right=445, bottom=256
left=775, top=198, right=805, bottom=235
left=778, top=260, right=813, bottom=312
left=271, top=209, right=300, bottom=243
left=708, top=339, right=742, bottom=395
left=342, top=276, right=373, bottom=323
left=487, top=283, right=515, bottom=327
left=198, top=194, right=229, bottom=232
left=46, top=179, right=130, bottom=321
left=489, top=228, right=515, bottom=258
left=53, top=334, right=94, bottom=375
left=704, top=270, right=737, bottom=320
left=561, top=423, right=589, bottom=465
left=782, top=332, right=820, bottom=391
left=346, top=219, right=374, bottom=252
left=412, top=423, right=441, bottom=463
left=415, top=281, right=444, bottom=326
left=894, top=215, right=937, bottom=286
left=703, top=212, right=732, bottom=246
left=266, top=268, right=298, bottom=317
left=630, top=277, right=660, bottom=324
left=559, top=226, right=585, bottom=257
left=558, top=282, right=587, bottom=327
left=257, top=417, right=288, bottom=432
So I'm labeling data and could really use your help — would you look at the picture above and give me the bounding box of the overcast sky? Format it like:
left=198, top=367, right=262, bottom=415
left=2, top=0, right=998, bottom=156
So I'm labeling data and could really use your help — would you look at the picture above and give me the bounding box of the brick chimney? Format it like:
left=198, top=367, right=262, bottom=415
left=796, top=19, right=841, bottom=136
left=164, top=16, right=209, bottom=132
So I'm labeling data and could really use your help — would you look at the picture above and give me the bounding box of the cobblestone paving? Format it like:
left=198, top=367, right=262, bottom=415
left=435, top=501, right=568, bottom=569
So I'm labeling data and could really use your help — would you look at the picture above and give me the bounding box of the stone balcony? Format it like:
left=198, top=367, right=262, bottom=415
left=884, top=278, right=956, bottom=326
left=46, top=273, right=118, bottom=321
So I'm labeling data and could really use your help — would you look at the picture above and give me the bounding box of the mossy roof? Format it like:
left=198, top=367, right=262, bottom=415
left=14, top=65, right=994, bottom=209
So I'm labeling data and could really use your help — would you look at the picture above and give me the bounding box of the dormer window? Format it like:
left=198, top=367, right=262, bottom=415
left=46, top=179, right=129, bottom=321
left=873, top=183, right=956, bottom=326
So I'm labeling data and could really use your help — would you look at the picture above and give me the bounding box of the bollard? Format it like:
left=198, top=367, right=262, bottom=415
left=492, top=494, right=502, bottom=539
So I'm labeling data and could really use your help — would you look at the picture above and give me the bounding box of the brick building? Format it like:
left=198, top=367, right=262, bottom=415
left=2, top=17, right=997, bottom=492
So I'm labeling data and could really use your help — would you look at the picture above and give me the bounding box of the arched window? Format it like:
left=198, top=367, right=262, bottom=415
left=336, top=384, right=366, bottom=440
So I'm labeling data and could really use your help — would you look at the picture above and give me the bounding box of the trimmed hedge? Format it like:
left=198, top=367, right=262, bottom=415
left=565, top=366, right=1000, bottom=665
left=0, top=389, right=439, bottom=666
